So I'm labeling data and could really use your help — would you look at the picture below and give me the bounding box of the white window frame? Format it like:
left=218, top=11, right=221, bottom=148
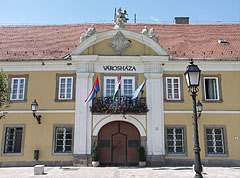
left=58, top=77, right=73, bottom=100
left=54, top=127, right=73, bottom=154
left=121, top=76, right=135, bottom=97
left=166, top=127, right=185, bottom=154
left=205, top=127, right=225, bottom=154
left=104, top=76, right=117, bottom=97
left=10, top=78, right=26, bottom=101
left=203, top=77, right=220, bottom=101
left=166, top=77, right=181, bottom=100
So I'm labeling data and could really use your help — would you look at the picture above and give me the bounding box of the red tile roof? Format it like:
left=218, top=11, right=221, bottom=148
left=0, top=23, right=240, bottom=60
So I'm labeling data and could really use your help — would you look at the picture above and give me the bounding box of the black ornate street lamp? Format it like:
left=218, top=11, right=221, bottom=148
left=196, top=100, right=203, bottom=119
left=184, top=59, right=203, bottom=178
left=31, top=99, right=42, bottom=124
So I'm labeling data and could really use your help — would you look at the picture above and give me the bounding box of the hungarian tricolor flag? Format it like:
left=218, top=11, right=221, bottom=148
left=113, top=74, right=121, bottom=101
left=85, top=77, right=100, bottom=105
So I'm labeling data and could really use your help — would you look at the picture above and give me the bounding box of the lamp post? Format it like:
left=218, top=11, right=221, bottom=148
left=196, top=100, right=203, bottom=119
left=184, top=59, right=203, bottom=178
left=31, top=99, right=42, bottom=124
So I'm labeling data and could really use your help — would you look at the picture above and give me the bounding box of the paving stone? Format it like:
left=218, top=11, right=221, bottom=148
left=0, top=166, right=239, bottom=178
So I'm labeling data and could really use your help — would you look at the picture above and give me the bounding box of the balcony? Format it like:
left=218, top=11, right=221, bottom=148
left=90, top=96, right=149, bottom=114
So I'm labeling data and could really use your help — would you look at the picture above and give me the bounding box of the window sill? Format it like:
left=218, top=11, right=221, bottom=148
left=9, top=100, right=27, bottom=103
left=202, top=99, right=223, bottom=103
left=55, top=99, right=75, bottom=102
left=1, top=153, right=23, bottom=156
left=53, top=152, right=73, bottom=156
left=164, top=99, right=184, bottom=103
left=205, top=153, right=228, bottom=157
left=165, top=153, right=187, bottom=157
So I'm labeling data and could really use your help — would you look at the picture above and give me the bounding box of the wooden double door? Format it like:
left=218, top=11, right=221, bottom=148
left=98, top=121, right=140, bottom=166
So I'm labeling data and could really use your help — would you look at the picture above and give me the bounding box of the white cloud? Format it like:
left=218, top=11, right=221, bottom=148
left=150, top=16, right=160, bottom=22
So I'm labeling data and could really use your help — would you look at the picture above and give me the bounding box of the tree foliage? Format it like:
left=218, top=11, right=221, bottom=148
left=0, top=70, right=10, bottom=119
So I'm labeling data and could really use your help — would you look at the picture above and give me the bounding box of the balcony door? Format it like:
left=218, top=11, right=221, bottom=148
left=103, top=76, right=135, bottom=97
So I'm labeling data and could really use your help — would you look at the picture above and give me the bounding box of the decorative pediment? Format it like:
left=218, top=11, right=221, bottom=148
left=109, top=31, right=131, bottom=55
left=71, top=30, right=168, bottom=56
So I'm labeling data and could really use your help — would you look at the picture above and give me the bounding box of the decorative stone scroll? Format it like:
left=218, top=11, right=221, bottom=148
left=141, top=26, right=159, bottom=43
left=114, top=8, right=129, bottom=30
left=109, top=31, right=131, bottom=55
left=80, top=24, right=97, bottom=43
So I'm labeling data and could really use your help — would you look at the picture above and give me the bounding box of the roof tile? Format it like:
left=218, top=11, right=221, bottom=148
left=0, top=23, right=240, bottom=60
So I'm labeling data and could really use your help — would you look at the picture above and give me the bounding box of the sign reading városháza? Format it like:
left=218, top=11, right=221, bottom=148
left=103, top=65, right=136, bottom=71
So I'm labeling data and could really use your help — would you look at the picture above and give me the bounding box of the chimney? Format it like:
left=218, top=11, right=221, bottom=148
left=174, top=17, right=189, bottom=24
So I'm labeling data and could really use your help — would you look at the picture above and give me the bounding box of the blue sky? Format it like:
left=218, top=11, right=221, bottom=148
left=0, top=0, right=239, bottom=25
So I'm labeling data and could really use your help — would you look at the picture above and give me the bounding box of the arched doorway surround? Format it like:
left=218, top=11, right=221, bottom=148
left=92, top=115, right=146, bottom=137
left=98, top=121, right=141, bottom=166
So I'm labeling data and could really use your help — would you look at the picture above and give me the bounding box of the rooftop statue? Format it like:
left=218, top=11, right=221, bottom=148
left=80, top=24, right=97, bottom=43
left=114, top=8, right=129, bottom=30
left=141, top=26, right=159, bottom=43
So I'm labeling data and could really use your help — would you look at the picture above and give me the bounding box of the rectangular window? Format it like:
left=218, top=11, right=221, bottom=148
left=203, top=77, right=219, bottom=101
left=121, top=77, right=135, bottom=97
left=104, top=76, right=135, bottom=97
left=10, top=78, right=26, bottom=101
left=166, top=77, right=181, bottom=100
left=206, top=127, right=225, bottom=154
left=54, top=127, right=73, bottom=153
left=104, top=76, right=117, bottom=97
left=166, top=127, right=185, bottom=154
left=58, top=77, right=73, bottom=100
left=4, top=127, right=23, bottom=153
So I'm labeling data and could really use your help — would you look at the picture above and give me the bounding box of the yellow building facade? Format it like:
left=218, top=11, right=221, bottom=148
left=0, top=17, right=240, bottom=167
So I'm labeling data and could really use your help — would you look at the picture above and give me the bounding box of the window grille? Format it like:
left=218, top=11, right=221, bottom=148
left=4, top=127, right=23, bottom=153
left=206, top=128, right=225, bottom=154
left=55, top=127, right=73, bottom=153
left=166, top=127, right=184, bottom=153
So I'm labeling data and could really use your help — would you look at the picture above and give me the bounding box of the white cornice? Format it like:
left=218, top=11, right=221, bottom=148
left=0, top=58, right=239, bottom=72
left=0, top=110, right=75, bottom=114
left=164, top=110, right=240, bottom=114
left=162, top=61, right=240, bottom=71
left=1, top=110, right=239, bottom=114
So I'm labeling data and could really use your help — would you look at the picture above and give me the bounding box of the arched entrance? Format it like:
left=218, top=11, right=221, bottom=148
left=98, top=121, right=140, bottom=166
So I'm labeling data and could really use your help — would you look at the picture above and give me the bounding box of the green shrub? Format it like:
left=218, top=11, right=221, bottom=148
left=139, top=146, right=146, bottom=161
left=92, top=146, right=99, bottom=161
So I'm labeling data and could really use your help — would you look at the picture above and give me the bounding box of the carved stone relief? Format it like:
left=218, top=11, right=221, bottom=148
left=109, top=31, right=131, bottom=55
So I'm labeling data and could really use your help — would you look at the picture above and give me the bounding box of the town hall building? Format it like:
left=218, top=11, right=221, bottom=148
left=0, top=9, right=239, bottom=167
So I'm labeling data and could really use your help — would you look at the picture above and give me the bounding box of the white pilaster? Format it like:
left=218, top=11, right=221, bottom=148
left=74, top=71, right=94, bottom=155
left=144, top=71, right=165, bottom=156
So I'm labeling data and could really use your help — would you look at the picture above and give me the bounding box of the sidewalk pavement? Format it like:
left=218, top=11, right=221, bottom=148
left=0, top=166, right=239, bottom=178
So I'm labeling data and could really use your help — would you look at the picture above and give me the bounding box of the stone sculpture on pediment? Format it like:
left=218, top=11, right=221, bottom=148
left=141, top=26, right=149, bottom=35
left=109, top=31, right=131, bottom=55
left=141, top=26, right=159, bottom=43
left=114, top=8, right=129, bottom=30
left=80, top=24, right=97, bottom=43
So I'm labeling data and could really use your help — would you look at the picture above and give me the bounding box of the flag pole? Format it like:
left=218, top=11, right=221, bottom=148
left=118, top=74, right=121, bottom=108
